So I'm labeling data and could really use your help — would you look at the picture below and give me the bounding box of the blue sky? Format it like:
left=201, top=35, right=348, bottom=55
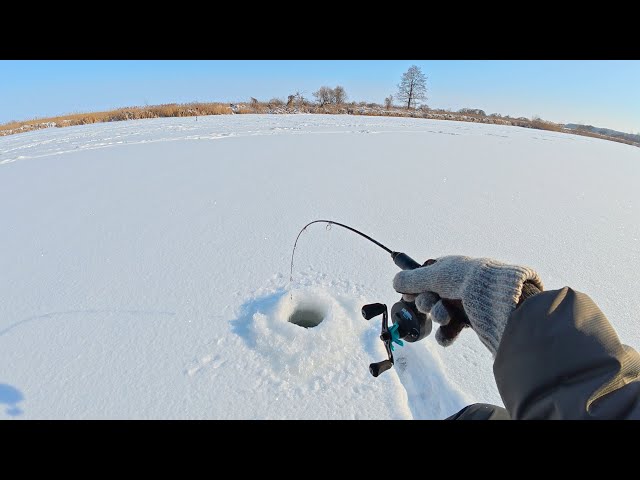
left=1, top=60, right=638, bottom=133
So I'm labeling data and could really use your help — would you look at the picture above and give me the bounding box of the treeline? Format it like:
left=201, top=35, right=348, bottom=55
left=3, top=99, right=637, bottom=150
left=1, top=64, right=637, bottom=148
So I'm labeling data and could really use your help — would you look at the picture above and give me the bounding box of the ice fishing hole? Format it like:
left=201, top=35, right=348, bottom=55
left=288, top=305, right=325, bottom=328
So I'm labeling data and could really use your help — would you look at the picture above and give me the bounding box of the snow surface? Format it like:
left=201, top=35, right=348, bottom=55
left=1, top=114, right=639, bottom=419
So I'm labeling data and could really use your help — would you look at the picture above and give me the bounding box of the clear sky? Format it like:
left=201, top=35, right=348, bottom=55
left=1, top=60, right=638, bottom=133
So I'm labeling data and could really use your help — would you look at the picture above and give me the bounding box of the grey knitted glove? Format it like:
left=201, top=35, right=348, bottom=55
left=393, top=256, right=543, bottom=356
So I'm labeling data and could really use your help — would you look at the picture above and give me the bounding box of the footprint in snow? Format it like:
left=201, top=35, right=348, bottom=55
left=186, top=354, right=226, bottom=377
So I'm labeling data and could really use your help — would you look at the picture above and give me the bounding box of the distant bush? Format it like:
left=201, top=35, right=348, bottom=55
left=313, top=87, right=333, bottom=106
left=459, top=108, right=486, bottom=116
left=313, top=86, right=348, bottom=106
left=384, top=95, right=393, bottom=110
left=0, top=102, right=232, bottom=136
left=286, top=92, right=306, bottom=108
left=530, top=116, right=563, bottom=132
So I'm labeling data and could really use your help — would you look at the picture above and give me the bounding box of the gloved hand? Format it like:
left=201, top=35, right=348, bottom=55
left=393, top=256, right=543, bottom=356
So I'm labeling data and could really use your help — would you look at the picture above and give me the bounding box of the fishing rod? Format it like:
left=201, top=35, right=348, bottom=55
left=290, top=220, right=421, bottom=282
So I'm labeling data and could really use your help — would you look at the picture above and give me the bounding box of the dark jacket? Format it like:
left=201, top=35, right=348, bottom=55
left=494, top=287, right=640, bottom=419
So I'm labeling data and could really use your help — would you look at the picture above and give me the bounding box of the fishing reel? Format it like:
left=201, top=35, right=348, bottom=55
left=362, top=252, right=433, bottom=377
left=362, top=299, right=430, bottom=377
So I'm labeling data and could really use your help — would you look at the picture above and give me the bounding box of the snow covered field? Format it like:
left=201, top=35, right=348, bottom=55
left=1, top=114, right=639, bottom=419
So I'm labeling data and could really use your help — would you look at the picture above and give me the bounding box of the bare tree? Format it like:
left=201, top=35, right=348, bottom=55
left=396, top=65, right=427, bottom=110
left=313, top=86, right=333, bottom=107
left=384, top=95, right=393, bottom=110
left=333, top=86, right=347, bottom=105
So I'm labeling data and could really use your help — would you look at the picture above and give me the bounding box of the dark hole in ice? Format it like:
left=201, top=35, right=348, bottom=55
left=289, top=306, right=325, bottom=328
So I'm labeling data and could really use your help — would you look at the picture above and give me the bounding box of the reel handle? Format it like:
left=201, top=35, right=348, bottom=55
left=369, top=360, right=393, bottom=377
left=361, top=303, right=386, bottom=320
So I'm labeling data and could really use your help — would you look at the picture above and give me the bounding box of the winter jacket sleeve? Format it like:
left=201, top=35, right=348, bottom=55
left=493, top=287, right=640, bottom=419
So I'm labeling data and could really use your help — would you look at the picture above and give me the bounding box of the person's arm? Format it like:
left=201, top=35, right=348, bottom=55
left=495, top=287, right=640, bottom=419
left=393, top=256, right=640, bottom=419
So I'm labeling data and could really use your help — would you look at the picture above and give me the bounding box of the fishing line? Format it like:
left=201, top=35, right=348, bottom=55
left=289, top=220, right=393, bottom=294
